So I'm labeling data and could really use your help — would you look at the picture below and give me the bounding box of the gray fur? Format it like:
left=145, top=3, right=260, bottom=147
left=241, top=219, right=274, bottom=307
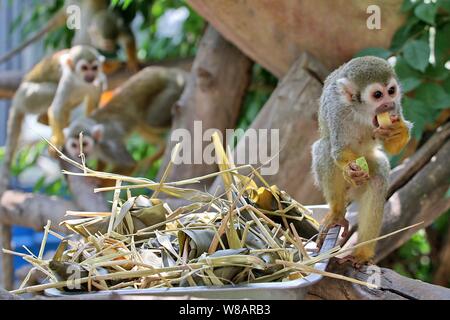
left=311, top=56, right=409, bottom=203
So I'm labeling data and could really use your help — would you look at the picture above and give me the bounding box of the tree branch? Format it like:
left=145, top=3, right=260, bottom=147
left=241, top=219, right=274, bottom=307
left=307, top=260, right=450, bottom=300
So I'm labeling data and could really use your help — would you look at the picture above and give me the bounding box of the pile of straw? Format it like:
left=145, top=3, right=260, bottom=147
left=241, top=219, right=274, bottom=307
left=5, top=133, right=417, bottom=295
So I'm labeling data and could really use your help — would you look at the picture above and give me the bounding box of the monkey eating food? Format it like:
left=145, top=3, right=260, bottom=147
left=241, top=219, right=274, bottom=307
left=311, top=56, right=412, bottom=266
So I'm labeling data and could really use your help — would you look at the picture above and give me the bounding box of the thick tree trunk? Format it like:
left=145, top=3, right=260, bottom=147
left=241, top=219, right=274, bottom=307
left=187, top=0, right=404, bottom=77
left=208, top=53, right=328, bottom=204
left=156, top=25, right=252, bottom=189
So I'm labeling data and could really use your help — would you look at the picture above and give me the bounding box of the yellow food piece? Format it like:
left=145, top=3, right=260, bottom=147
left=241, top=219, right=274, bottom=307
left=377, top=112, right=392, bottom=127
left=355, top=156, right=369, bottom=174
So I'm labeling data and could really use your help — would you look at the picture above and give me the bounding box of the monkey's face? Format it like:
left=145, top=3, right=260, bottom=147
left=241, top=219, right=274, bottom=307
left=337, top=75, right=401, bottom=127
left=74, top=59, right=102, bottom=84
left=64, top=121, right=136, bottom=169
left=64, top=119, right=102, bottom=160
left=65, top=135, right=96, bottom=159
left=361, top=77, right=401, bottom=127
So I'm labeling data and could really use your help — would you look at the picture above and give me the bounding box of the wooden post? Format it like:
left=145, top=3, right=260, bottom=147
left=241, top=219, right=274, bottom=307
left=156, top=25, right=252, bottom=190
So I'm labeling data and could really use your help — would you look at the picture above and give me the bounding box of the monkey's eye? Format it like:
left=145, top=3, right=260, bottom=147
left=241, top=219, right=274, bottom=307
left=373, top=91, right=383, bottom=99
left=71, top=142, right=77, bottom=148
left=388, top=86, right=396, bottom=95
left=92, top=65, right=98, bottom=71
left=81, top=65, right=88, bottom=71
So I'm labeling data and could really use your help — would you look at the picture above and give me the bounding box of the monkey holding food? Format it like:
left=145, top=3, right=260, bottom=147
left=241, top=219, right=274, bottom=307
left=64, top=66, right=188, bottom=175
left=0, top=45, right=106, bottom=191
left=311, top=56, right=412, bottom=266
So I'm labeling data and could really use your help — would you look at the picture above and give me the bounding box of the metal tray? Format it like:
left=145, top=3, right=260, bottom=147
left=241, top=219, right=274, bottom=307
left=44, top=205, right=338, bottom=300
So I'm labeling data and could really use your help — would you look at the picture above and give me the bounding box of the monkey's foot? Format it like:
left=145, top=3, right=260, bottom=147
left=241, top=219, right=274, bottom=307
left=316, top=217, right=349, bottom=249
left=337, top=255, right=374, bottom=269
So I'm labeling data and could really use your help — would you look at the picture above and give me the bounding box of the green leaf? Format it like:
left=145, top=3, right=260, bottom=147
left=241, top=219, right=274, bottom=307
left=354, top=47, right=391, bottom=59
left=415, top=82, right=450, bottom=110
left=390, top=17, right=422, bottom=52
left=399, top=77, right=422, bottom=92
left=443, top=77, right=450, bottom=92
left=403, top=40, right=430, bottom=72
left=402, top=96, right=430, bottom=140
left=424, top=64, right=449, bottom=80
left=395, top=56, right=422, bottom=79
left=414, top=3, right=438, bottom=25
left=435, top=23, right=450, bottom=64
left=401, top=0, right=420, bottom=12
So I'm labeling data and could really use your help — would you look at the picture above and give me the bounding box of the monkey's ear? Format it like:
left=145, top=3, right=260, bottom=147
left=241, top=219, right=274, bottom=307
left=92, top=124, right=104, bottom=142
left=60, top=53, right=74, bottom=70
left=337, top=78, right=357, bottom=104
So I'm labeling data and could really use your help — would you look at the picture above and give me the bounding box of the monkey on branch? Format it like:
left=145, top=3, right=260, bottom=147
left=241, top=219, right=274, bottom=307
left=0, top=45, right=107, bottom=193
left=64, top=66, right=188, bottom=178
left=312, top=56, right=412, bottom=267
left=0, top=0, right=140, bottom=72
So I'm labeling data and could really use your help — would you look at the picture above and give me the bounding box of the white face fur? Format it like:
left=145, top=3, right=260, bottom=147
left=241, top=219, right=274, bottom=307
left=361, top=77, right=400, bottom=113
left=65, top=135, right=95, bottom=158
left=74, top=59, right=102, bottom=84
left=338, top=77, right=401, bottom=127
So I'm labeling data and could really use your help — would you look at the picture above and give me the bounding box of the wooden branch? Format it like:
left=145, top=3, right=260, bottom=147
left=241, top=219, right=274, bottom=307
left=208, top=52, right=326, bottom=204
left=307, top=260, right=450, bottom=300
left=187, top=0, right=404, bottom=77
left=388, top=122, right=450, bottom=198
left=0, top=190, right=74, bottom=233
left=0, top=71, right=23, bottom=99
left=0, top=288, right=22, bottom=300
left=156, top=25, right=252, bottom=189
left=375, top=139, right=450, bottom=261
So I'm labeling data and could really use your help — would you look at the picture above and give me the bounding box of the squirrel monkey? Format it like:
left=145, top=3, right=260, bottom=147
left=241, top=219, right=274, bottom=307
left=0, top=45, right=106, bottom=191
left=311, top=56, right=412, bottom=266
left=0, top=45, right=106, bottom=290
left=64, top=67, right=188, bottom=175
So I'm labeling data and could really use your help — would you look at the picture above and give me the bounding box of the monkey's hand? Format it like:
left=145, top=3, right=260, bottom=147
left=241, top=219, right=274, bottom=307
left=343, top=161, right=370, bottom=186
left=373, top=115, right=410, bottom=155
